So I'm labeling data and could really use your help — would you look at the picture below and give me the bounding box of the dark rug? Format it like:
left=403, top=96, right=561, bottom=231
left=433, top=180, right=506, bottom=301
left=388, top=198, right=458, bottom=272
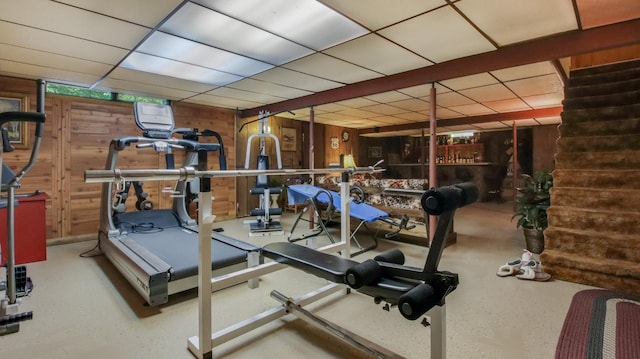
left=556, top=289, right=640, bottom=359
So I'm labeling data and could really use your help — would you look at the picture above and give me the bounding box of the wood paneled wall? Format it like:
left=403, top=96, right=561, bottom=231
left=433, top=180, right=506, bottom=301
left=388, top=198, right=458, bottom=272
left=0, top=76, right=235, bottom=241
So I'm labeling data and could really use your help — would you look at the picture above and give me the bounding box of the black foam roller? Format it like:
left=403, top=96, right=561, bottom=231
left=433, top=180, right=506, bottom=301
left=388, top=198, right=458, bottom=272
left=398, top=283, right=438, bottom=320
left=345, top=259, right=382, bottom=289
left=420, top=182, right=479, bottom=215
left=374, top=249, right=405, bottom=265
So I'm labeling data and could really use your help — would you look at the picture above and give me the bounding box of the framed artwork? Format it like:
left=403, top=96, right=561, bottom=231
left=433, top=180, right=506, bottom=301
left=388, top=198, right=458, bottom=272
left=0, top=94, right=30, bottom=149
left=281, top=127, right=296, bottom=151
left=368, top=146, right=382, bottom=158
left=330, top=136, right=339, bottom=149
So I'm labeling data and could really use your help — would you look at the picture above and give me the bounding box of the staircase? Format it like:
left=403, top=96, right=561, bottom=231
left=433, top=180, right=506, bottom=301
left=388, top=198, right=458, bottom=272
left=540, top=59, right=640, bottom=292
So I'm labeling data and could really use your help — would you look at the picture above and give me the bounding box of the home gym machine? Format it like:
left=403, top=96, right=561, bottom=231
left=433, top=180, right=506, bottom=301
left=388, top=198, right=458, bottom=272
left=242, top=110, right=284, bottom=236
left=0, top=79, right=46, bottom=335
left=95, top=102, right=259, bottom=306
left=85, top=162, right=474, bottom=359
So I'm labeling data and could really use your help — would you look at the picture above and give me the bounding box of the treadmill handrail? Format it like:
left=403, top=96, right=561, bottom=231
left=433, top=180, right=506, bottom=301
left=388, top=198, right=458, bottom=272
left=111, top=136, right=200, bottom=151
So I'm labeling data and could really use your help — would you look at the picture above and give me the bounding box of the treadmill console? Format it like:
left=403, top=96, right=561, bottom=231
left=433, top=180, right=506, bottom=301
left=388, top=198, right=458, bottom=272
left=134, top=102, right=175, bottom=139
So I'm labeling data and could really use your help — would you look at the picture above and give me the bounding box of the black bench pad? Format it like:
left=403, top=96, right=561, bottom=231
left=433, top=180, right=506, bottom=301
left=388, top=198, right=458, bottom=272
left=262, top=242, right=357, bottom=283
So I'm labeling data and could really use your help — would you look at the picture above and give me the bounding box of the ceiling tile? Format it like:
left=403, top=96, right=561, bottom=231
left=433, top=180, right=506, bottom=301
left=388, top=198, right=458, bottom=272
left=251, top=68, right=343, bottom=92
left=1, top=0, right=149, bottom=49
left=323, top=34, right=432, bottom=75
left=0, top=44, right=112, bottom=76
left=365, top=91, right=412, bottom=103
left=160, top=2, right=313, bottom=65
left=187, top=93, right=264, bottom=109
left=139, top=32, right=273, bottom=77
left=0, top=22, right=127, bottom=65
left=473, top=121, right=510, bottom=129
left=447, top=103, right=495, bottom=116
left=398, top=83, right=451, bottom=97
left=521, top=92, right=564, bottom=108
left=335, top=108, right=385, bottom=119
left=334, top=97, right=380, bottom=108
left=457, top=0, right=577, bottom=46
left=439, top=73, right=498, bottom=91
left=388, top=98, right=431, bottom=112
left=283, top=53, right=382, bottom=83
left=313, top=103, right=352, bottom=113
left=362, top=104, right=408, bottom=116
left=459, top=84, right=516, bottom=102
left=436, top=108, right=463, bottom=119
left=55, top=0, right=183, bottom=27
left=320, top=0, right=446, bottom=30
left=483, top=98, right=531, bottom=112
left=0, top=59, right=101, bottom=87
left=434, top=92, right=476, bottom=107
left=379, top=5, right=496, bottom=63
left=195, top=0, right=367, bottom=50
left=505, top=74, right=563, bottom=97
left=491, top=61, right=556, bottom=82
left=394, top=112, right=429, bottom=121
left=98, top=78, right=200, bottom=101
left=575, top=0, right=640, bottom=29
left=227, top=78, right=312, bottom=99
left=536, top=116, right=562, bottom=125
left=206, top=86, right=286, bottom=104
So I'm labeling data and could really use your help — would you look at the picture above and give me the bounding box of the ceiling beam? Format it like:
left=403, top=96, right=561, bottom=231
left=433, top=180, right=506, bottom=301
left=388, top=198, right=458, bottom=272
left=240, top=18, right=640, bottom=118
left=358, top=107, right=563, bottom=135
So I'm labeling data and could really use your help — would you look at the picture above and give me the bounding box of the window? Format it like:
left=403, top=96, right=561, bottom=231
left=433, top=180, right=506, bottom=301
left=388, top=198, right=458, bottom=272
left=45, top=83, right=167, bottom=105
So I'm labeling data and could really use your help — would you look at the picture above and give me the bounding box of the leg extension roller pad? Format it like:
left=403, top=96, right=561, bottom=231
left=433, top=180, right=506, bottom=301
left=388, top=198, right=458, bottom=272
left=398, top=283, right=439, bottom=321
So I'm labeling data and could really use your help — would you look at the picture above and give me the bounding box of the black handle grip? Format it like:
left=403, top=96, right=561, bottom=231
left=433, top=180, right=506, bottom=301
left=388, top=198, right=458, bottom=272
left=0, top=112, right=46, bottom=125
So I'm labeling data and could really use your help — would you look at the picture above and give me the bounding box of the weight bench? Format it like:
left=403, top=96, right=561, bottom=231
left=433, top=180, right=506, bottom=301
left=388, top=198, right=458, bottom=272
left=286, top=184, right=414, bottom=256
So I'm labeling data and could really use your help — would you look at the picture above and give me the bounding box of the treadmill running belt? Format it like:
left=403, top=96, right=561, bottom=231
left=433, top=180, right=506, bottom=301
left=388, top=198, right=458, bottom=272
left=125, top=227, right=246, bottom=281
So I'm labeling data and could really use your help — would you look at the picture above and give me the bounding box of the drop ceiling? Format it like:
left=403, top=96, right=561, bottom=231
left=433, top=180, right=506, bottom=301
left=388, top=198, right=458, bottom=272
left=1, top=0, right=639, bottom=137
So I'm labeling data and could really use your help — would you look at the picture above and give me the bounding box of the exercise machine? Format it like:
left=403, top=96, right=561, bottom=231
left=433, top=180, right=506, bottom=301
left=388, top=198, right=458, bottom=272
left=0, top=79, right=46, bottom=335
left=95, top=102, right=259, bottom=306
left=242, top=111, right=284, bottom=236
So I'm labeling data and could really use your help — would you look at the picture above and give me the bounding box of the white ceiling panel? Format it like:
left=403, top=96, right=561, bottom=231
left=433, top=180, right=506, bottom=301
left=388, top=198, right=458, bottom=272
left=436, top=108, right=465, bottom=119
left=491, top=61, right=556, bottom=82
left=536, top=116, right=562, bottom=125
left=160, top=2, right=313, bottom=65
left=314, top=103, right=352, bottom=113
left=439, top=73, right=498, bottom=91
left=389, top=98, right=431, bottom=112
left=332, top=108, right=384, bottom=119
left=0, top=0, right=149, bottom=49
left=394, top=112, right=429, bottom=121
left=506, top=74, right=563, bottom=97
left=320, top=0, right=446, bottom=31
left=522, top=93, right=564, bottom=108
left=379, top=6, right=496, bottom=63
left=457, top=0, right=578, bottom=46
left=362, top=104, right=408, bottom=116
left=55, top=0, right=183, bottom=27
left=398, top=83, right=451, bottom=98
left=98, top=78, right=200, bottom=101
left=187, top=93, right=264, bottom=109
left=195, top=0, right=367, bottom=50
left=434, top=92, right=476, bottom=107
left=323, top=34, right=432, bottom=75
left=0, top=22, right=128, bottom=65
left=251, top=68, right=343, bottom=92
left=448, top=103, right=495, bottom=116
left=473, top=121, right=511, bottom=129
left=335, top=97, right=380, bottom=108
left=0, top=59, right=101, bottom=86
left=459, top=84, right=516, bottom=102
left=206, top=86, right=285, bottom=104
left=139, top=32, right=273, bottom=77
left=0, top=44, right=112, bottom=77
left=365, top=91, right=412, bottom=104
left=483, top=98, right=531, bottom=112
left=283, top=53, right=382, bottom=83
left=227, top=78, right=312, bottom=99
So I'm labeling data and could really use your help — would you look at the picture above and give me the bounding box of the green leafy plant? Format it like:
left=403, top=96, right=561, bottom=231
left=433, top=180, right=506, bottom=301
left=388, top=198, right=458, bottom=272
left=512, top=171, right=553, bottom=231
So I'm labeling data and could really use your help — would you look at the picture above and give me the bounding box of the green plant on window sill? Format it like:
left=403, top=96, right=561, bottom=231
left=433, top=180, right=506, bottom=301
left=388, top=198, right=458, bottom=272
left=511, top=171, right=553, bottom=231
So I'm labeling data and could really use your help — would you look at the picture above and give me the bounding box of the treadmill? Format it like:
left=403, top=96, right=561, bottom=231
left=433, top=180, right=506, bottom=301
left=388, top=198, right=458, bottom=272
left=97, top=102, right=258, bottom=306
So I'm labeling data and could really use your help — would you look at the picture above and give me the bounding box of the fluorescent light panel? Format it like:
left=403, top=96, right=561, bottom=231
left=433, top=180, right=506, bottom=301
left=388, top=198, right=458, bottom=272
left=138, top=32, right=273, bottom=77
left=121, top=52, right=242, bottom=86
left=194, top=0, right=368, bottom=50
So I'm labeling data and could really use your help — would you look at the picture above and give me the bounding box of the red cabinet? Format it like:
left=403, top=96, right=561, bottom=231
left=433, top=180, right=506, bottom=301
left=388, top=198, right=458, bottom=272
left=0, top=192, right=49, bottom=265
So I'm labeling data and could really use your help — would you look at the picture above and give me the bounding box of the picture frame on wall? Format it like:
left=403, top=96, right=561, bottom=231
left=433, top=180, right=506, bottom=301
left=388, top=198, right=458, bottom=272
left=368, top=146, right=382, bottom=158
left=281, top=127, right=296, bottom=151
left=0, top=94, right=30, bottom=149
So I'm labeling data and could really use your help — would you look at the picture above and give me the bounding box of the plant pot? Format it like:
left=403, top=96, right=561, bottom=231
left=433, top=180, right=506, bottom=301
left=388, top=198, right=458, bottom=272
left=523, top=227, right=545, bottom=254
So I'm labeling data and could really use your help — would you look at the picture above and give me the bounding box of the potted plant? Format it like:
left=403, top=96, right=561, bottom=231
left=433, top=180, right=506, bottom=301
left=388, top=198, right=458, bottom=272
left=512, top=171, right=553, bottom=254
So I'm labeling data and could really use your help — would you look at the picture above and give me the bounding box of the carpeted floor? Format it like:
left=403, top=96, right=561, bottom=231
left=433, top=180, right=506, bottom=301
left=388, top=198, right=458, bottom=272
left=0, top=201, right=601, bottom=358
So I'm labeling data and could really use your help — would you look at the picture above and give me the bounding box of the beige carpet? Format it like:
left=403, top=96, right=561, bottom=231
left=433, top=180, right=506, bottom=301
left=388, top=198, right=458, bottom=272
left=0, top=201, right=595, bottom=358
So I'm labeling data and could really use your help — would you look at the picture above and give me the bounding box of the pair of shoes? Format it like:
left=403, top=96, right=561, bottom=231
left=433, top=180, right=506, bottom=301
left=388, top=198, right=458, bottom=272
left=516, top=260, right=551, bottom=282
left=496, top=249, right=534, bottom=277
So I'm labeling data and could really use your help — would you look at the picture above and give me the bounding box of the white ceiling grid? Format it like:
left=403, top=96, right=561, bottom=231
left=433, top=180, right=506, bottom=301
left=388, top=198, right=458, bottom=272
left=0, top=0, right=638, bottom=136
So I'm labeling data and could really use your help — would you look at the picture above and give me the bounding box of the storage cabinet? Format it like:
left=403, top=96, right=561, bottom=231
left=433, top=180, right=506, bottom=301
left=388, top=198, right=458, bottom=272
left=0, top=192, right=49, bottom=265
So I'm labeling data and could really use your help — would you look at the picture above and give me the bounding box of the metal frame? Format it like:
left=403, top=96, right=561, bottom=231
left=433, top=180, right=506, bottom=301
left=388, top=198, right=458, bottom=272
left=85, top=166, right=447, bottom=359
